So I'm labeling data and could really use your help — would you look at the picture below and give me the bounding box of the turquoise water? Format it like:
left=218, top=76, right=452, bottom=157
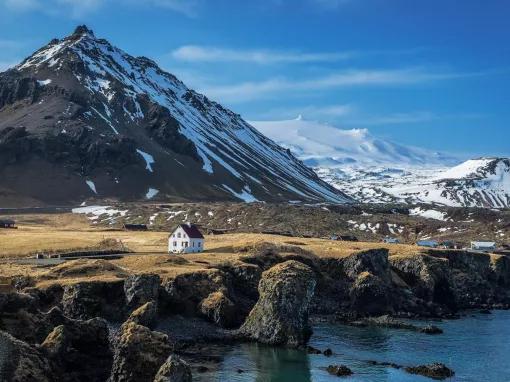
left=195, top=310, right=510, bottom=381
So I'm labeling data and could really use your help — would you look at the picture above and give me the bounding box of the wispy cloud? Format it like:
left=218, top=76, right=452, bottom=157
left=171, top=45, right=354, bottom=64
left=345, top=111, right=485, bottom=126
left=0, top=0, right=201, bottom=17
left=256, top=104, right=354, bottom=120
left=200, top=67, right=479, bottom=103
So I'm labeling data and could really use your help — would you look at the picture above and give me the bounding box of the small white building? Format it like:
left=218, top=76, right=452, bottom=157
left=470, top=241, right=496, bottom=252
left=168, top=223, right=204, bottom=254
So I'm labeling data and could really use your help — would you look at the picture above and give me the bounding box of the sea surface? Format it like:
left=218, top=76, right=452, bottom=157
left=194, top=310, right=510, bottom=381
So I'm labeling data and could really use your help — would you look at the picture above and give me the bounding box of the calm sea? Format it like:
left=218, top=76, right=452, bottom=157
left=194, top=310, right=510, bottom=381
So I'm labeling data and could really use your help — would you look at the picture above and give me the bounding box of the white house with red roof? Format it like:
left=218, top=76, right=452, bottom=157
left=168, top=223, right=204, bottom=254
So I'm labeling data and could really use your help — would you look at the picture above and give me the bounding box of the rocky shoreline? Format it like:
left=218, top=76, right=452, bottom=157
left=1, top=242, right=509, bottom=381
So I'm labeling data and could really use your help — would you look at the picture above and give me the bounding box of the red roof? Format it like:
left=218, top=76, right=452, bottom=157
left=178, top=223, right=204, bottom=239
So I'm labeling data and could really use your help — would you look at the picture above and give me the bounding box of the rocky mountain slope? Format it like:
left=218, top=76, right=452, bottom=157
left=252, top=118, right=509, bottom=208
left=0, top=26, right=349, bottom=207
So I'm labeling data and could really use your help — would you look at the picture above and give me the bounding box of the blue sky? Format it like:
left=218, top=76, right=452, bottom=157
left=0, top=0, right=509, bottom=158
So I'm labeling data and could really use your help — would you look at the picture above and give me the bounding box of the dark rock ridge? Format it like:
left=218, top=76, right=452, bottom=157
left=0, top=25, right=349, bottom=206
left=1, top=243, right=509, bottom=381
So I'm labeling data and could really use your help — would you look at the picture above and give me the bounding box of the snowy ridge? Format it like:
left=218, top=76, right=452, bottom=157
left=13, top=26, right=349, bottom=204
left=252, top=118, right=509, bottom=208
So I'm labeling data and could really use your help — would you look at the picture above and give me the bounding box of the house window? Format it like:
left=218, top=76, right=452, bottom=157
left=183, top=241, right=188, bottom=247
left=198, top=242, right=201, bottom=247
left=173, top=241, right=177, bottom=247
left=177, top=232, right=181, bottom=238
left=192, top=242, right=195, bottom=247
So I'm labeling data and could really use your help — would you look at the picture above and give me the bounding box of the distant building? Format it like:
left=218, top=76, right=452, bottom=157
left=471, top=241, right=496, bottom=252
left=439, top=240, right=460, bottom=249
left=330, top=234, right=358, bottom=241
left=417, top=240, right=439, bottom=248
left=124, top=224, right=148, bottom=231
left=168, top=223, right=204, bottom=254
left=0, top=219, right=16, bottom=229
left=383, top=237, right=400, bottom=244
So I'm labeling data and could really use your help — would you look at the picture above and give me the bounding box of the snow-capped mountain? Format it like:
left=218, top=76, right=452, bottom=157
left=252, top=116, right=458, bottom=168
left=0, top=26, right=349, bottom=206
left=252, top=118, right=510, bottom=208
left=388, top=158, right=510, bottom=208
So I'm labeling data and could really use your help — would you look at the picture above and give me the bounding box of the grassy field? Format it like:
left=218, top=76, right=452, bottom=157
left=0, top=212, right=426, bottom=286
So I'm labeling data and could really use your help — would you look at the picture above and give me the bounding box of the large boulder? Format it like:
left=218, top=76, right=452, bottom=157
left=110, top=321, right=172, bottom=382
left=153, top=355, right=192, bottom=382
left=161, top=269, right=227, bottom=314
left=126, top=301, right=158, bottom=329
left=124, top=274, right=161, bottom=310
left=390, top=254, right=454, bottom=307
left=238, top=260, right=316, bottom=347
left=40, top=317, right=112, bottom=382
left=61, top=280, right=125, bottom=320
left=199, top=291, right=237, bottom=328
left=349, top=271, right=391, bottom=316
left=0, top=330, right=57, bottom=382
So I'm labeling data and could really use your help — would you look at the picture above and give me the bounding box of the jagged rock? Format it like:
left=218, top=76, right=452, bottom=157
left=126, top=301, right=158, bottom=329
left=326, top=365, right=353, bottom=376
left=349, top=272, right=391, bottom=316
left=341, top=249, right=390, bottom=280
left=61, top=280, right=125, bottom=320
left=390, top=254, right=454, bottom=307
left=238, top=260, right=316, bottom=347
left=199, top=291, right=237, bottom=328
left=40, top=317, right=112, bottom=382
left=0, top=330, right=57, bottom=382
left=420, top=325, right=443, bottom=335
left=153, top=355, right=192, bottom=382
left=110, top=321, right=171, bottom=382
left=0, top=292, right=67, bottom=344
left=161, top=269, right=228, bottom=314
left=124, top=274, right=160, bottom=309
left=404, top=363, right=454, bottom=380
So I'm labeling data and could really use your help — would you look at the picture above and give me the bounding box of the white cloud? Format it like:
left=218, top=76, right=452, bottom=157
left=257, top=104, right=354, bottom=120
left=171, top=45, right=354, bottom=64
left=199, top=68, right=473, bottom=103
left=0, top=0, right=200, bottom=17
left=345, top=111, right=485, bottom=126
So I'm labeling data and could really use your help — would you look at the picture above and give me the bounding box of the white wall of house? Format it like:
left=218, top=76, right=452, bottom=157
left=168, top=226, right=204, bottom=253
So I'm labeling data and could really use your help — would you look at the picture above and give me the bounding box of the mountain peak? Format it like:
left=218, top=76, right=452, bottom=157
left=73, top=25, right=95, bottom=37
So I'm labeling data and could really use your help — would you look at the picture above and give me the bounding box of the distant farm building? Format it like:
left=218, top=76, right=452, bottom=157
left=124, top=224, right=148, bottom=231
left=439, top=240, right=461, bottom=249
left=383, top=237, right=400, bottom=244
left=336, top=235, right=358, bottom=242
left=168, top=223, right=204, bottom=254
left=471, top=241, right=496, bottom=252
left=417, top=240, right=439, bottom=248
left=0, top=219, right=16, bottom=229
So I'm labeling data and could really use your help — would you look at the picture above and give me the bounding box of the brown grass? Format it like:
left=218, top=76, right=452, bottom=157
left=0, top=212, right=429, bottom=286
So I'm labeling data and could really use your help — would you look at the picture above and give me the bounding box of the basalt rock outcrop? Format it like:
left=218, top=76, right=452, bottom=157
left=153, top=355, right=192, bottom=382
left=109, top=321, right=172, bottom=382
left=124, top=274, right=160, bottom=310
left=238, top=260, right=316, bottom=347
left=40, top=317, right=112, bottom=382
left=0, top=330, right=58, bottom=382
left=61, top=280, right=125, bottom=321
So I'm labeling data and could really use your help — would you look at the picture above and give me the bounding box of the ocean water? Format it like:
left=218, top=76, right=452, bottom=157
left=194, top=310, right=510, bottom=381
